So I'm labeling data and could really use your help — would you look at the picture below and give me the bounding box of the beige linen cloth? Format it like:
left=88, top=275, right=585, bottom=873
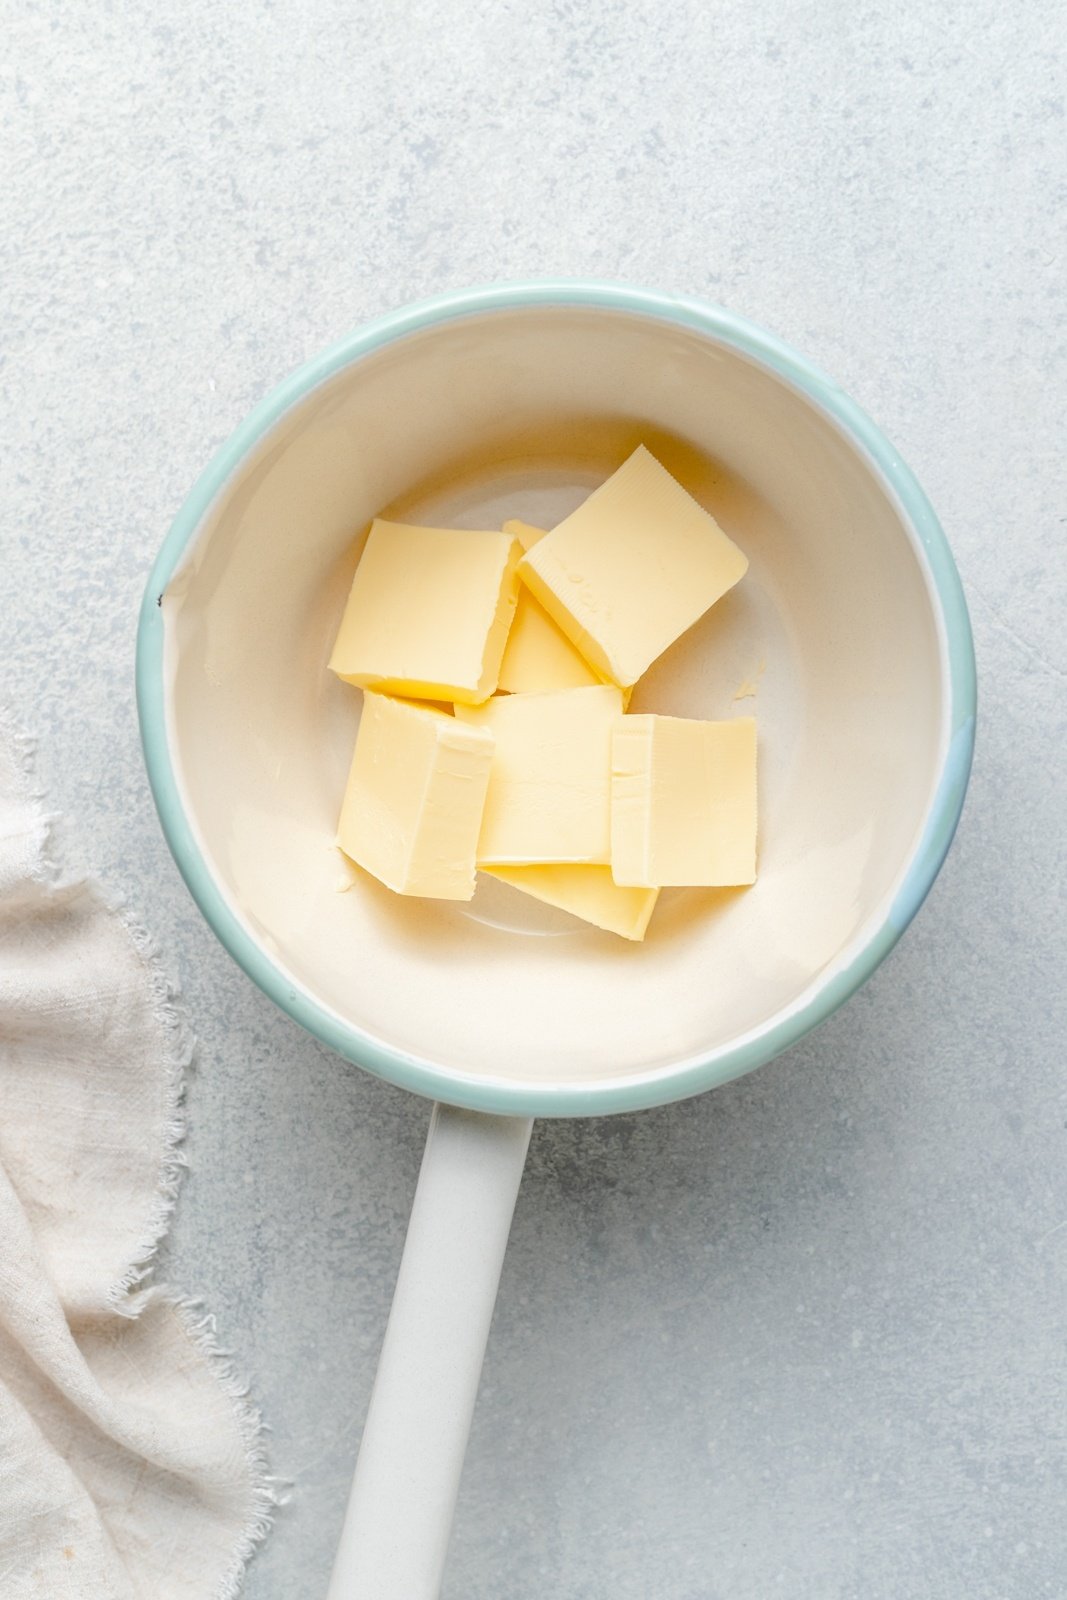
left=0, top=713, right=274, bottom=1598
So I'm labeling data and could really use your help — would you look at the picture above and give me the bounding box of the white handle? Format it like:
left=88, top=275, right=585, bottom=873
left=327, top=1103, right=533, bottom=1600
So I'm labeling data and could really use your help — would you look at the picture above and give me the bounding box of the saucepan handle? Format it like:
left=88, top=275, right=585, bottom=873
left=327, top=1103, right=533, bottom=1599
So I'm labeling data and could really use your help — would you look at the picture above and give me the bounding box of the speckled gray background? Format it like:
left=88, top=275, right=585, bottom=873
left=3, top=2, right=1066, bottom=1596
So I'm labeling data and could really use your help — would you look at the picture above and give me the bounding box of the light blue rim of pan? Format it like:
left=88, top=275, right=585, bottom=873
left=136, top=281, right=976, bottom=1117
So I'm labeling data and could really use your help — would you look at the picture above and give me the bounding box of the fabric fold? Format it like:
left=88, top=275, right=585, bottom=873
left=0, top=713, right=274, bottom=1600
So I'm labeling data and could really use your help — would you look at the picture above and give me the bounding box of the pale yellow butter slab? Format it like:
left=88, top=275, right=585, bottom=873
left=330, top=519, right=521, bottom=706
left=518, top=446, right=748, bottom=689
left=338, top=692, right=494, bottom=899
left=455, top=684, right=624, bottom=865
left=487, top=863, right=658, bottom=941
left=611, top=714, right=757, bottom=887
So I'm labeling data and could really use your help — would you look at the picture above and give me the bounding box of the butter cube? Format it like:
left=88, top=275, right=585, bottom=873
left=487, top=864, right=658, bottom=942
left=338, top=692, right=494, bottom=899
left=455, top=685, right=624, bottom=864
left=611, top=715, right=757, bottom=887
left=519, top=446, right=748, bottom=689
left=330, top=520, right=521, bottom=706
left=497, top=520, right=602, bottom=694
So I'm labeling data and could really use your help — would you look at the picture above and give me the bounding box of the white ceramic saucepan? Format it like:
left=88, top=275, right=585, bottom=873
left=136, top=282, right=976, bottom=1598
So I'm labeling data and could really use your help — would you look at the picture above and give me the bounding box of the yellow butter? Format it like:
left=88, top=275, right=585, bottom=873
left=330, top=520, right=521, bottom=705
left=503, top=519, right=552, bottom=554
left=455, top=685, right=624, bottom=864
left=497, top=520, right=602, bottom=694
left=519, top=446, right=748, bottom=689
left=611, top=714, right=757, bottom=887
left=487, top=864, right=658, bottom=942
left=338, top=692, right=494, bottom=899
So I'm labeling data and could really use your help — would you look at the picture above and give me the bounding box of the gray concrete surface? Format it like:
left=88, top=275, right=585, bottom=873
left=2, top=2, right=1065, bottom=1596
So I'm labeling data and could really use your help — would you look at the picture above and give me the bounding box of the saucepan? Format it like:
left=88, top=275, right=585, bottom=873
left=136, top=282, right=976, bottom=1597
